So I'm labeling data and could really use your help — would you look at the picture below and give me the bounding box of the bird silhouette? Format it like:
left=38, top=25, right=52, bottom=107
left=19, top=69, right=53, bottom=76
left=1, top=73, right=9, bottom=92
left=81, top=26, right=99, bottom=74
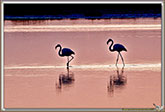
left=55, top=44, right=75, bottom=68
left=107, top=39, right=127, bottom=67
left=153, top=103, right=164, bottom=111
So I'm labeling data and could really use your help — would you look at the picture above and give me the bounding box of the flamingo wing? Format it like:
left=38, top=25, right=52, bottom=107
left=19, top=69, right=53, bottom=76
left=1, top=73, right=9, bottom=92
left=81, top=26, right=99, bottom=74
left=113, top=44, right=127, bottom=52
left=62, top=48, right=75, bottom=56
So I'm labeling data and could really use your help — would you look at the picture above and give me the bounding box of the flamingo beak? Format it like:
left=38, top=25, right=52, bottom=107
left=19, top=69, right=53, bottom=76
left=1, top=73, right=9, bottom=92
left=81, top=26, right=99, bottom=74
left=55, top=45, right=58, bottom=50
left=55, top=44, right=61, bottom=50
left=107, top=40, right=110, bottom=45
left=107, top=39, right=113, bottom=45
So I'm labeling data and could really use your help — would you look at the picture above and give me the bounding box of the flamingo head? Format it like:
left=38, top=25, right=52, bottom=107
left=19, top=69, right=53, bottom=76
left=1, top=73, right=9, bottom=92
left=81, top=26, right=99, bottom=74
left=55, top=44, right=61, bottom=50
left=107, top=39, right=113, bottom=45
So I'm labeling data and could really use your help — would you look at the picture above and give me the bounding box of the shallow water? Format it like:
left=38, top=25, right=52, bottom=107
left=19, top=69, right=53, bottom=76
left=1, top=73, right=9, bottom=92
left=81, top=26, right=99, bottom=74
left=4, top=67, right=161, bottom=108
left=4, top=18, right=161, bottom=108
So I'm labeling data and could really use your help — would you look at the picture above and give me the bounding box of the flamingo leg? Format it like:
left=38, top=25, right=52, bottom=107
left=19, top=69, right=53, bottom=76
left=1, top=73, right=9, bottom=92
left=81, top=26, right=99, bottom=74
left=69, top=56, right=74, bottom=65
left=121, top=66, right=124, bottom=74
left=67, top=56, right=74, bottom=68
left=67, top=56, right=69, bottom=67
left=115, top=53, right=119, bottom=67
left=65, top=66, right=70, bottom=77
left=119, top=52, right=125, bottom=67
left=116, top=66, right=119, bottom=77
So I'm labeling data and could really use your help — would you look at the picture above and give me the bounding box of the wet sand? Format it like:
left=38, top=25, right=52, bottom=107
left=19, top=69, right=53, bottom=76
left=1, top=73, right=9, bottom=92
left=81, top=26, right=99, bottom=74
left=4, top=18, right=161, bottom=108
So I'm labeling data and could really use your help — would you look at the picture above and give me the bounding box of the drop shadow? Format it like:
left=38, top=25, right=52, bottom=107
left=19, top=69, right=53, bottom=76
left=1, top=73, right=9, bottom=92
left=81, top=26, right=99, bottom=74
left=107, top=66, right=127, bottom=96
left=56, top=67, right=75, bottom=89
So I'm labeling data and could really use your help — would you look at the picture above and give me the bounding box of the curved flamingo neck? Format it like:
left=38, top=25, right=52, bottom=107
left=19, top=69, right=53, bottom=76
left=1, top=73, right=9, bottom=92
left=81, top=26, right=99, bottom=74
left=57, top=45, right=63, bottom=57
left=109, top=40, right=114, bottom=52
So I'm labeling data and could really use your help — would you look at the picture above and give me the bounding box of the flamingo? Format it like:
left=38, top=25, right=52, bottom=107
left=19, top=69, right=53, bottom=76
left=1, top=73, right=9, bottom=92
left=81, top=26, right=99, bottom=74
left=55, top=44, right=75, bottom=68
left=107, top=39, right=127, bottom=67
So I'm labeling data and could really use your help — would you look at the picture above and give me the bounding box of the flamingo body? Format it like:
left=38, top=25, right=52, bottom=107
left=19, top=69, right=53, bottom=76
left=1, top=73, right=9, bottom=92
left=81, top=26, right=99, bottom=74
left=61, top=48, right=75, bottom=56
left=113, top=44, right=127, bottom=52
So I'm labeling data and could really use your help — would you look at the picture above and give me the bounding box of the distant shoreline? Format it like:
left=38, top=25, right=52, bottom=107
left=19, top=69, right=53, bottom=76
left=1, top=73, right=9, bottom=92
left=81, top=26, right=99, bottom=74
left=4, top=14, right=161, bottom=20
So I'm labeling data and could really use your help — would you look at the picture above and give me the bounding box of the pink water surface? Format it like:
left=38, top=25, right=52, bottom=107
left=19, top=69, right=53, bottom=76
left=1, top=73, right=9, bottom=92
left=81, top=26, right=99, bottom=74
left=4, top=18, right=161, bottom=108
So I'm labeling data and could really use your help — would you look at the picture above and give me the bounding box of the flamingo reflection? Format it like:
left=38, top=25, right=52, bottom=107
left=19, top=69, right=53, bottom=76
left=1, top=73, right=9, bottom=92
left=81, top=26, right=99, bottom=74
left=107, top=67, right=127, bottom=93
left=56, top=67, right=75, bottom=89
